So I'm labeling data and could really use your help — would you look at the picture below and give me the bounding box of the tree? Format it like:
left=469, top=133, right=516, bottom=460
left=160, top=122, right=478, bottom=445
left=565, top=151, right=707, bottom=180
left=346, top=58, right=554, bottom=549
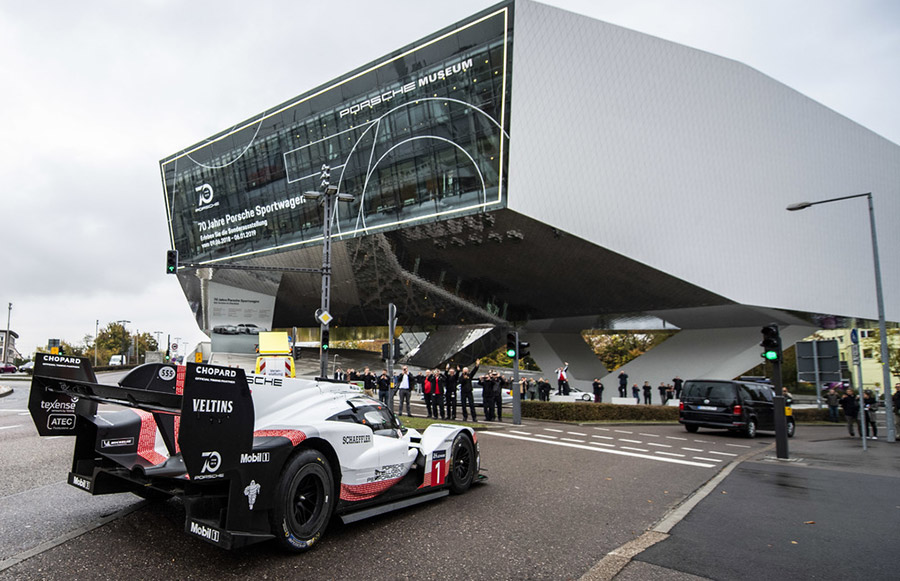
left=582, top=331, right=676, bottom=371
left=860, top=328, right=900, bottom=381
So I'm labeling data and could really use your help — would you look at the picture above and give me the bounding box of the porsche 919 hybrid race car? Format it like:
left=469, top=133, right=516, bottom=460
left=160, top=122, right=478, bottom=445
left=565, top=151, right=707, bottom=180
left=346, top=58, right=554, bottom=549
left=28, top=353, right=482, bottom=551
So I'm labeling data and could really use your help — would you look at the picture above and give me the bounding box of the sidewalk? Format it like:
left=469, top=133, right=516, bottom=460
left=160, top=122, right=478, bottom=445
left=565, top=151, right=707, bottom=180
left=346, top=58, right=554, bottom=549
left=613, top=425, right=899, bottom=580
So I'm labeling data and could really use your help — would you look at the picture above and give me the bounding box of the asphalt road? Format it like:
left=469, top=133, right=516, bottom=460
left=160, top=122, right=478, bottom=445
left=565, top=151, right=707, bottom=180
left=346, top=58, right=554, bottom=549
left=0, top=379, right=754, bottom=580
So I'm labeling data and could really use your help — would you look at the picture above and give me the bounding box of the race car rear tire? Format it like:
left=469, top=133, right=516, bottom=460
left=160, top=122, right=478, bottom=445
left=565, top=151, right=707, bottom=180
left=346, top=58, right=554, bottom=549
left=448, top=433, right=475, bottom=494
left=271, top=448, right=335, bottom=552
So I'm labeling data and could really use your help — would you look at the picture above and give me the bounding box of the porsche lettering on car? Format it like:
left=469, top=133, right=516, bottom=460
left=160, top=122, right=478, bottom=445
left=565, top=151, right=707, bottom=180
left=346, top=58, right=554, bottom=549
left=28, top=353, right=483, bottom=551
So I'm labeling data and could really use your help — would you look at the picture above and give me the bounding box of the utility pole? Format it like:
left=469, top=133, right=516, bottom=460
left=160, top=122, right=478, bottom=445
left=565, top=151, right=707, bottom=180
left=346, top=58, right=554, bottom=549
left=4, top=303, right=11, bottom=365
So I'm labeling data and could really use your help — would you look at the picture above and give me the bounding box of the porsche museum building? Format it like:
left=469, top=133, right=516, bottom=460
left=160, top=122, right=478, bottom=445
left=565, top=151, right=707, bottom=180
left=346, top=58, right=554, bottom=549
left=161, top=0, right=900, bottom=389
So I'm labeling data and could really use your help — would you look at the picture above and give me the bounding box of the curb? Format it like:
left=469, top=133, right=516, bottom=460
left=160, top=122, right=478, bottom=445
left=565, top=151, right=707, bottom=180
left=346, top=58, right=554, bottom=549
left=0, top=386, right=13, bottom=398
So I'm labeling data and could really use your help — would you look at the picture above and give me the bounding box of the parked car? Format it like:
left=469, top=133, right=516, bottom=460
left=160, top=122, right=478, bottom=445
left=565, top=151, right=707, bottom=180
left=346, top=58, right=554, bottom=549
left=19, top=361, right=35, bottom=374
left=548, top=386, right=593, bottom=402
left=236, top=323, right=265, bottom=334
left=0, top=363, right=17, bottom=373
left=678, top=379, right=794, bottom=438
left=212, top=324, right=238, bottom=335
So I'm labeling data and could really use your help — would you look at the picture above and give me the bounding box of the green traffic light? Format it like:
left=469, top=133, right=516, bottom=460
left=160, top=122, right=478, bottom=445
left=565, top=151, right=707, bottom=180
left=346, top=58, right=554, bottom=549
left=506, top=348, right=516, bottom=357
left=764, top=350, right=778, bottom=361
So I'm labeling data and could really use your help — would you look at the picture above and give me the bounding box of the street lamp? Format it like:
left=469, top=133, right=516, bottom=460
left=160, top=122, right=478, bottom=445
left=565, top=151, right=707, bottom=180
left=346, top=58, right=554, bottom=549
left=304, top=165, right=356, bottom=378
left=787, top=192, right=896, bottom=442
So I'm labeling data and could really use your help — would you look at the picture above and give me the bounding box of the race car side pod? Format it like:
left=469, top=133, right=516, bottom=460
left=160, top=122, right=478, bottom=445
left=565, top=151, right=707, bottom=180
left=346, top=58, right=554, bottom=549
left=177, top=363, right=255, bottom=481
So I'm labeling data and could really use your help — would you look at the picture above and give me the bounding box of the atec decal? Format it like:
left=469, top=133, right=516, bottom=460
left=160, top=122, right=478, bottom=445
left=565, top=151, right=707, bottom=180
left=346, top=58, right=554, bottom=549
left=47, top=414, right=75, bottom=430
left=71, top=475, right=92, bottom=491
left=189, top=521, right=221, bottom=543
left=158, top=367, right=176, bottom=382
left=240, top=452, right=270, bottom=463
left=192, top=398, right=234, bottom=413
left=244, top=480, right=261, bottom=510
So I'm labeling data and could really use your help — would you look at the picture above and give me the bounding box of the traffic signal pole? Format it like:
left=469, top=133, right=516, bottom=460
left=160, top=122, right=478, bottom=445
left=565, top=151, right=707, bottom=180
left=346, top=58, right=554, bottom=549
left=762, top=324, right=789, bottom=459
left=512, top=330, right=521, bottom=425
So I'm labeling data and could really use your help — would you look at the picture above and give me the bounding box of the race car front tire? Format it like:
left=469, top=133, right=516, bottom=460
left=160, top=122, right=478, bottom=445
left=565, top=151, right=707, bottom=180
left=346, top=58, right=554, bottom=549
left=448, top=433, right=475, bottom=494
left=271, top=448, right=335, bottom=552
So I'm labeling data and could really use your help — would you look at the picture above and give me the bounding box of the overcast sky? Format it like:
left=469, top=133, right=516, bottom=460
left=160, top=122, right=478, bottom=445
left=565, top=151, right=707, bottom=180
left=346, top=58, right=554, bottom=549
left=2, top=0, right=898, bottom=358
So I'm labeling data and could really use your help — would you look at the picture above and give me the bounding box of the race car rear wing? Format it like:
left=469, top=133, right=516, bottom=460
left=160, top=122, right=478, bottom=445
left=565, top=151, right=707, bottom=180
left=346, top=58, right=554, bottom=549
left=29, top=353, right=256, bottom=479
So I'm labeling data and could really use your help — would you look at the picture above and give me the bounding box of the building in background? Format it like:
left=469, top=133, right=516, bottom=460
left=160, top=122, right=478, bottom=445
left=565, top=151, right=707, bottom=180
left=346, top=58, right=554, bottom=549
left=161, top=0, right=900, bottom=389
left=0, top=330, right=20, bottom=364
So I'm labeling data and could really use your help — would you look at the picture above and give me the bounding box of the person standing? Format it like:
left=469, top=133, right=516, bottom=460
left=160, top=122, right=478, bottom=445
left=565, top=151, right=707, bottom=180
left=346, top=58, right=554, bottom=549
left=538, top=377, right=551, bottom=401
left=433, top=369, right=446, bottom=419
left=658, top=382, right=667, bottom=405
left=423, top=370, right=437, bottom=418
left=632, top=384, right=640, bottom=404
left=443, top=364, right=460, bottom=420
left=396, top=365, right=413, bottom=417
left=495, top=374, right=508, bottom=421
left=840, top=388, right=860, bottom=437
left=459, top=360, right=480, bottom=422
left=862, top=390, right=878, bottom=439
left=480, top=372, right=495, bottom=421
left=642, top=381, right=652, bottom=405
left=377, top=370, right=390, bottom=406
left=526, top=378, right=537, bottom=401
left=556, top=363, right=570, bottom=395
left=618, top=371, right=628, bottom=398
left=361, top=367, right=377, bottom=398
left=825, top=388, right=841, bottom=423
left=893, top=384, right=900, bottom=432
left=672, top=376, right=683, bottom=400
left=592, top=378, right=604, bottom=403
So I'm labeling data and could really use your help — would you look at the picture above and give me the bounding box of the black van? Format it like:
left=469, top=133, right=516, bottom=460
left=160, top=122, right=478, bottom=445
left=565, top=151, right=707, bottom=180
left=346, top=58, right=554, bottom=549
left=679, top=379, right=792, bottom=438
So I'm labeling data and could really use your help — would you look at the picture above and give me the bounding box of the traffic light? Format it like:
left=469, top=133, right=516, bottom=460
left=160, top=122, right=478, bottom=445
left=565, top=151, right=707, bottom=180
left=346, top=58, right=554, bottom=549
left=321, top=329, right=330, bottom=350
left=506, top=333, right=517, bottom=358
left=166, top=250, right=178, bottom=274
left=320, top=164, right=331, bottom=189
left=381, top=342, right=390, bottom=361
left=760, top=325, right=781, bottom=362
left=165, top=349, right=171, bottom=361
left=518, top=339, right=530, bottom=359
left=394, top=338, right=403, bottom=359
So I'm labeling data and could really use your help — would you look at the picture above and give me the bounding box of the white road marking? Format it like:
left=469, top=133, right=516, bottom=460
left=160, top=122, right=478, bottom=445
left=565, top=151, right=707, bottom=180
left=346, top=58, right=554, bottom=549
left=619, top=438, right=642, bottom=444
left=593, top=427, right=610, bottom=431
left=708, top=450, right=738, bottom=457
left=0, top=409, right=28, bottom=413
left=726, top=443, right=751, bottom=448
left=693, top=457, right=723, bottom=463
left=692, top=439, right=711, bottom=443
left=639, top=433, right=660, bottom=438
left=536, top=434, right=558, bottom=439
left=561, top=438, right=585, bottom=443
left=510, top=430, right=531, bottom=436
left=667, top=436, right=688, bottom=441
left=482, top=432, right=716, bottom=468
left=614, top=430, right=633, bottom=434
left=591, top=442, right=615, bottom=447
left=648, top=442, right=672, bottom=448
left=592, top=435, right=614, bottom=440
left=656, top=451, right=686, bottom=457
left=567, top=431, right=587, bottom=436
left=545, top=428, right=564, bottom=433
left=621, top=446, right=650, bottom=452
left=682, top=447, right=704, bottom=452
left=0, top=425, right=22, bottom=430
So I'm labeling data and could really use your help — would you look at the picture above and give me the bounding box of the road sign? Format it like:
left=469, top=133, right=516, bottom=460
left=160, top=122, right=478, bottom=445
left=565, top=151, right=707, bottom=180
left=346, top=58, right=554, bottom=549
left=850, top=328, right=859, bottom=344
left=315, top=309, right=333, bottom=325
left=851, top=344, right=860, bottom=366
left=170, top=343, right=179, bottom=352
left=796, top=340, right=842, bottom=383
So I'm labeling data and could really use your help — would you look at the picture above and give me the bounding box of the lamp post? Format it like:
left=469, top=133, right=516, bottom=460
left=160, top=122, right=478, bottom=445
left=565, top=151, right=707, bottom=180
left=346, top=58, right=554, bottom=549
left=94, top=319, right=99, bottom=366
left=304, top=165, right=355, bottom=378
left=787, top=192, right=896, bottom=442
left=4, top=303, right=11, bottom=365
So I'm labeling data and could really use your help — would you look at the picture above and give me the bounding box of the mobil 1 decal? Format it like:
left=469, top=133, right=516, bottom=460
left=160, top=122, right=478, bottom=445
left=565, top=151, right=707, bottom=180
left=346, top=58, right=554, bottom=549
left=178, top=363, right=254, bottom=479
